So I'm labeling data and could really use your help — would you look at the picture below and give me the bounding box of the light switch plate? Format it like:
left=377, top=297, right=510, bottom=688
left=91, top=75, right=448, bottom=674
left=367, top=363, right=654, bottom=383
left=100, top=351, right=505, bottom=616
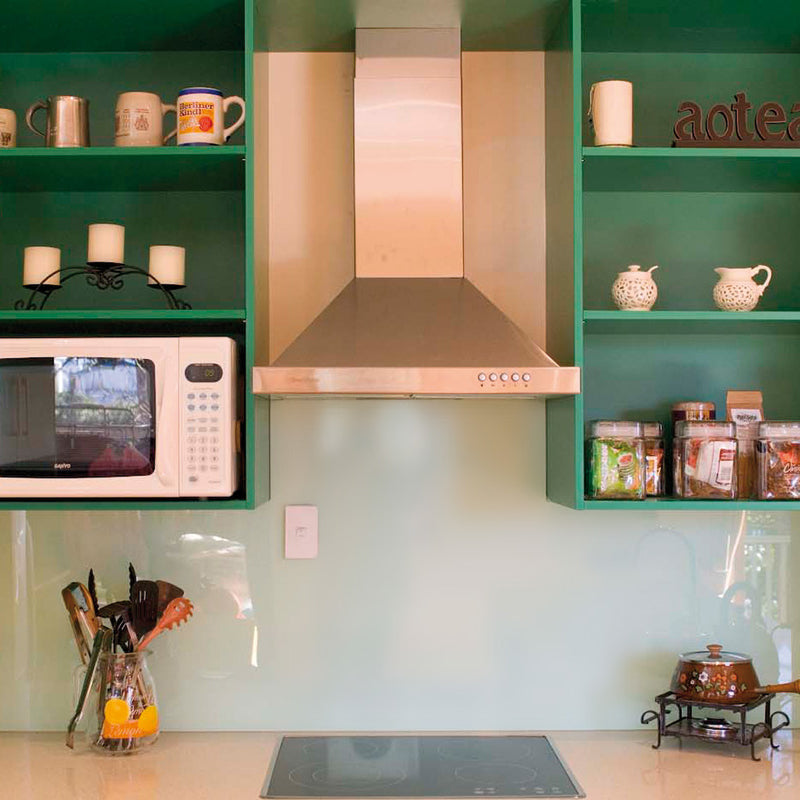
left=284, top=505, right=318, bottom=559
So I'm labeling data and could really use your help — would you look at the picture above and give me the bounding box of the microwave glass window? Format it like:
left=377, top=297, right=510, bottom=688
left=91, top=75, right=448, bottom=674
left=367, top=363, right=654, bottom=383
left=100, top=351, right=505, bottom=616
left=0, top=357, right=156, bottom=478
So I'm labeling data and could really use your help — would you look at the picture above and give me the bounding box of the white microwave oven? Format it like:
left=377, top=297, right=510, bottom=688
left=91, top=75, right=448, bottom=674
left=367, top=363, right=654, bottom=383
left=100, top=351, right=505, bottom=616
left=0, top=337, right=238, bottom=498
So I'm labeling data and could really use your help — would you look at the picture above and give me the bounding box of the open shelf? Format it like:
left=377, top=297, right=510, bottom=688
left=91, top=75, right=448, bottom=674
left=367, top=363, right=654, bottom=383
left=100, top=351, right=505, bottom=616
left=0, top=498, right=252, bottom=511
left=0, top=1, right=244, bottom=53
left=0, top=147, right=246, bottom=192
left=582, top=0, right=800, bottom=54
left=0, top=309, right=245, bottom=322
left=583, top=148, right=800, bottom=192
left=583, top=499, right=800, bottom=511
left=583, top=310, right=800, bottom=334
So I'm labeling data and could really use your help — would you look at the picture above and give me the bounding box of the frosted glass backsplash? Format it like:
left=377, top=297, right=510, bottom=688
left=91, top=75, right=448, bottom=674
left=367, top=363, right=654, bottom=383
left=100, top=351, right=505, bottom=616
left=0, top=400, right=797, bottom=731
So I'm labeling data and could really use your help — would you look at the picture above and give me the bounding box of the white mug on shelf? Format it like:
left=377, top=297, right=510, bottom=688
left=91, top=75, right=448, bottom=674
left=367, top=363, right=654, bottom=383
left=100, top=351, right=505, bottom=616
left=0, top=108, right=17, bottom=148
left=115, top=92, right=176, bottom=147
left=588, top=80, right=633, bottom=147
left=165, top=87, right=245, bottom=146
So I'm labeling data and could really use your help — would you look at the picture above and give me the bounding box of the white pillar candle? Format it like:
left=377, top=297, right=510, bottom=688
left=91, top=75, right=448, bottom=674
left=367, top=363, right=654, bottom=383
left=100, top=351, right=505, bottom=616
left=148, top=245, right=186, bottom=287
left=87, top=223, right=125, bottom=265
left=23, top=246, right=61, bottom=287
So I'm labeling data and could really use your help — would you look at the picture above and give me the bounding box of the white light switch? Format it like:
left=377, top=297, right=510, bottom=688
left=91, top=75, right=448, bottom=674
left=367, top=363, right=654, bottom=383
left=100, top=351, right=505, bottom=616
left=285, top=505, right=318, bottom=559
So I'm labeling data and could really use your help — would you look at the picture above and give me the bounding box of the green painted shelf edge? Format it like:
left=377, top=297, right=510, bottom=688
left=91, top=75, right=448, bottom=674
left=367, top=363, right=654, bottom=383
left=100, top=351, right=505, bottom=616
left=582, top=499, right=800, bottom=511
left=0, top=499, right=252, bottom=511
left=0, top=146, right=246, bottom=160
left=584, top=311, right=800, bottom=322
left=0, top=309, right=246, bottom=321
left=583, top=147, right=800, bottom=160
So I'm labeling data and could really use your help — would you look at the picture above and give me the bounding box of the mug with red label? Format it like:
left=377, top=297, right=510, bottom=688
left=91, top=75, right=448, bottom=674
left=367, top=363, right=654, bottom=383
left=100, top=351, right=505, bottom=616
left=165, top=87, right=245, bottom=145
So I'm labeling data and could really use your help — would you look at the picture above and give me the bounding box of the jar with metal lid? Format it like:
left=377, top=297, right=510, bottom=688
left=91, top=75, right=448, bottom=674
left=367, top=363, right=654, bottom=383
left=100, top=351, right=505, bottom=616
left=643, top=421, right=664, bottom=496
left=757, top=421, right=800, bottom=500
left=674, top=420, right=737, bottom=499
left=588, top=421, right=645, bottom=500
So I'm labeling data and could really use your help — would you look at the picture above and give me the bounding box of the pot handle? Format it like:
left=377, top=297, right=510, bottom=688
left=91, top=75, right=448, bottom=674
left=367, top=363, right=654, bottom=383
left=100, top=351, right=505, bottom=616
left=756, top=679, right=800, bottom=695
left=751, top=264, right=773, bottom=296
left=706, top=644, right=723, bottom=658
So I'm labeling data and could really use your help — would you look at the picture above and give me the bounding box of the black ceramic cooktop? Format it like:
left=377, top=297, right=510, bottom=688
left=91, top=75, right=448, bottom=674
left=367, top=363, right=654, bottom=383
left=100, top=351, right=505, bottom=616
left=261, top=736, right=584, bottom=799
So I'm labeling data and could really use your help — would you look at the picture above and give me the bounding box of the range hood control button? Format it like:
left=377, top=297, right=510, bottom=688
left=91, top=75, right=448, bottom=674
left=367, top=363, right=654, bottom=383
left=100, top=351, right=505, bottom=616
left=489, top=373, right=498, bottom=382
left=522, top=373, right=531, bottom=382
left=478, top=373, right=487, bottom=382
left=512, top=373, right=520, bottom=382
left=500, top=373, right=509, bottom=382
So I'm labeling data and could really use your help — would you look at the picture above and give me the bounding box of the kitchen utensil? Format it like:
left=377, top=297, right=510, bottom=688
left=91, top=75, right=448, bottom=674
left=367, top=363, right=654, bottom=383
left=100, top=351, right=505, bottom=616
left=129, top=563, right=137, bottom=598
left=136, top=597, right=194, bottom=651
left=155, top=580, right=184, bottom=616
left=0, top=108, right=16, bottom=147
left=588, top=80, right=633, bottom=147
left=131, top=580, right=159, bottom=639
left=671, top=643, right=800, bottom=703
left=115, top=91, right=176, bottom=146
left=165, top=87, right=245, bottom=145
left=61, top=582, right=100, bottom=664
left=96, top=600, right=131, bottom=619
left=26, top=95, right=90, bottom=147
left=66, top=628, right=112, bottom=749
left=87, top=569, right=99, bottom=614
left=611, top=265, right=658, bottom=310
left=713, top=265, right=773, bottom=311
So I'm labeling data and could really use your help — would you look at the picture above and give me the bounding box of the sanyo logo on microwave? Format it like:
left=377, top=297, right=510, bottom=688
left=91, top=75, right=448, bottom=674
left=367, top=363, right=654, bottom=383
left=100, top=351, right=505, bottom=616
left=53, top=463, right=72, bottom=470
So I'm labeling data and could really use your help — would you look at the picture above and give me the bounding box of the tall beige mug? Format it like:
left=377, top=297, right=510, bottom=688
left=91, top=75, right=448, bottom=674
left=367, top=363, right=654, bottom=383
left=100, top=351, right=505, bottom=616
left=589, top=80, right=633, bottom=146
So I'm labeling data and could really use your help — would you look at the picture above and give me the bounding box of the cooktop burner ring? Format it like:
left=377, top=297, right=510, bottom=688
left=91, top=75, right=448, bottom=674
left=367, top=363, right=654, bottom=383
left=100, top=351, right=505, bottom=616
left=288, top=762, right=409, bottom=792
left=437, top=740, right=535, bottom=763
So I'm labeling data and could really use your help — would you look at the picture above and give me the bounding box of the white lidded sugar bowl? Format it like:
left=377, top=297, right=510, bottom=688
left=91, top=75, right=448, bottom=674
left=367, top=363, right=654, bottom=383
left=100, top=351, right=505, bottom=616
left=713, top=265, right=773, bottom=312
left=611, top=265, right=659, bottom=311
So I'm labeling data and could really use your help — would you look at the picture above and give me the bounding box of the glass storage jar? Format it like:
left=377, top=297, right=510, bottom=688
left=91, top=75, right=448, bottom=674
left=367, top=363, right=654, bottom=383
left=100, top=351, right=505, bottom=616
left=674, top=420, right=737, bottom=499
left=643, top=421, right=665, bottom=496
left=588, top=421, right=645, bottom=500
left=756, top=421, right=800, bottom=500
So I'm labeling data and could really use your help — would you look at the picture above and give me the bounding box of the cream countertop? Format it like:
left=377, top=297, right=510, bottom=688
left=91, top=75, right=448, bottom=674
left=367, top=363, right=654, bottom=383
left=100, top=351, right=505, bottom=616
left=0, top=731, right=797, bottom=800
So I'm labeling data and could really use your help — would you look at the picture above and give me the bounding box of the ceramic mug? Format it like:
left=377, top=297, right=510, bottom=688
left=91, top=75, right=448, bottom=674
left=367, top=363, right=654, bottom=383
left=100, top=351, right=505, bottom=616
left=588, top=80, right=633, bottom=146
left=0, top=108, right=16, bottom=147
left=115, top=92, right=176, bottom=147
left=165, top=87, right=245, bottom=146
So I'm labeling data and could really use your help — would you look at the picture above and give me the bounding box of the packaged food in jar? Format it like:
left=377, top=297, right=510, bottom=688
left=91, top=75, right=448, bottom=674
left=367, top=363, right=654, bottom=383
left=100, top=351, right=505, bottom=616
left=671, top=401, right=716, bottom=428
left=643, top=421, right=665, bottom=496
left=726, top=390, right=763, bottom=499
left=756, top=421, right=800, bottom=500
left=588, top=421, right=645, bottom=500
left=674, top=420, right=737, bottom=499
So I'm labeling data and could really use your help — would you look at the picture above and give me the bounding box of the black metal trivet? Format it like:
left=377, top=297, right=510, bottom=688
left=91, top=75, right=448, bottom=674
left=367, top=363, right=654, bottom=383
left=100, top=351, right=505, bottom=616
left=641, top=691, right=790, bottom=761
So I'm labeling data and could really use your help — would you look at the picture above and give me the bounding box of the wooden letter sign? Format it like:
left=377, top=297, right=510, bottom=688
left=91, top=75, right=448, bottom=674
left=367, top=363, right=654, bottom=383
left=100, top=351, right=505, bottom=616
left=674, top=92, right=800, bottom=147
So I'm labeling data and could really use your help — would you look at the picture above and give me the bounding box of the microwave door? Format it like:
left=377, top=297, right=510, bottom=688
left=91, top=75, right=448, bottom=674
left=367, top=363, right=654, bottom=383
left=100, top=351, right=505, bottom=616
left=0, top=361, right=57, bottom=474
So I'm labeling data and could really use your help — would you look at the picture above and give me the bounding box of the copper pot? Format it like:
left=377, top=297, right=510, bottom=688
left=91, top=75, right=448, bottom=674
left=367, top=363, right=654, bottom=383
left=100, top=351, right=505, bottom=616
left=671, top=644, right=800, bottom=704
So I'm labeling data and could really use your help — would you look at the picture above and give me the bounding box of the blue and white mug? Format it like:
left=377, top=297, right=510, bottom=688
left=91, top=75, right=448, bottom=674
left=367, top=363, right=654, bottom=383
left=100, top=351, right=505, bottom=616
left=165, top=87, right=245, bottom=146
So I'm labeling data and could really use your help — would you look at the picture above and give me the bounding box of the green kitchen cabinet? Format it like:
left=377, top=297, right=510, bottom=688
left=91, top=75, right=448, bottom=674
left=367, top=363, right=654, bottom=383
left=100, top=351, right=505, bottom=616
left=0, top=0, right=263, bottom=509
left=547, top=0, right=800, bottom=510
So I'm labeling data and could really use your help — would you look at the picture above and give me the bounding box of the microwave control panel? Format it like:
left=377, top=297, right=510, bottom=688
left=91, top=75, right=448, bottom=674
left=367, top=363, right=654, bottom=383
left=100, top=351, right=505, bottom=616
left=179, top=338, right=237, bottom=497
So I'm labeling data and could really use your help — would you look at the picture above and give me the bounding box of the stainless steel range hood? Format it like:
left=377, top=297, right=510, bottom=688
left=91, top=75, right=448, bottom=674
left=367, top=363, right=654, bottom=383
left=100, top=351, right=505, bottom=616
left=254, top=29, right=579, bottom=398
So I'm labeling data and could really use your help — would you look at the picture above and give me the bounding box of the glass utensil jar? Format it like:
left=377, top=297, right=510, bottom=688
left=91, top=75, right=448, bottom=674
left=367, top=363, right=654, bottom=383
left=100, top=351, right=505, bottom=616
left=757, top=421, right=800, bottom=499
left=674, top=420, right=737, bottom=499
left=643, top=421, right=665, bottom=496
left=78, top=651, right=159, bottom=754
left=588, top=421, right=645, bottom=499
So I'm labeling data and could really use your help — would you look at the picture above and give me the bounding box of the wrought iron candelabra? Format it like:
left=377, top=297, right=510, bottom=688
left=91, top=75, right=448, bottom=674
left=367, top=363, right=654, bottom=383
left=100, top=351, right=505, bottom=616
left=15, top=263, right=191, bottom=311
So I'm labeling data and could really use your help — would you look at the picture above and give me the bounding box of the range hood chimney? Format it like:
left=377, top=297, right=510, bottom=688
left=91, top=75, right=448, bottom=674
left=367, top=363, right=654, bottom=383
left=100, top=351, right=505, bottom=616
left=253, top=29, right=579, bottom=398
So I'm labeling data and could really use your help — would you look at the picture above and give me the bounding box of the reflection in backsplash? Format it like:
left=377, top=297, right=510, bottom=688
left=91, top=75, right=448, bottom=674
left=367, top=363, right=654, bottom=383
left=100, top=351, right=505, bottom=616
left=0, top=400, right=798, bottom=731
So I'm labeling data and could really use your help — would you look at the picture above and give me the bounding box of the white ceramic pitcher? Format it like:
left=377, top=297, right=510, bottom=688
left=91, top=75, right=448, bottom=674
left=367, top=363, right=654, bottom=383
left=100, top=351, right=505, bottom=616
left=713, top=265, right=772, bottom=312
